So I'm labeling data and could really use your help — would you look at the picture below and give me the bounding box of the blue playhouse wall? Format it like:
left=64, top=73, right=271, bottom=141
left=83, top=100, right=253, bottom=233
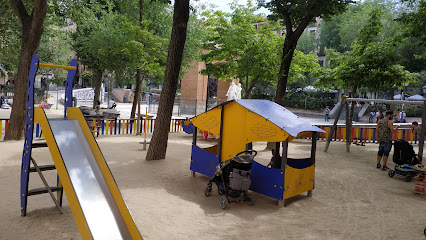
left=190, top=145, right=219, bottom=178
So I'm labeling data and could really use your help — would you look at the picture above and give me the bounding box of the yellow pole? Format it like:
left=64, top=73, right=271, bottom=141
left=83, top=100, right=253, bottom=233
left=36, top=63, right=77, bottom=70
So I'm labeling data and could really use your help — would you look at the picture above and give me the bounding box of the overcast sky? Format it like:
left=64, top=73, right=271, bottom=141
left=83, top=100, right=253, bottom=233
left=197, top=0, right=271, bottom=15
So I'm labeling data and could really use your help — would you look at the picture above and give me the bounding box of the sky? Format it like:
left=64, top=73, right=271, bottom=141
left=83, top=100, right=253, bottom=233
left=198, top=0, right=271, bottom=15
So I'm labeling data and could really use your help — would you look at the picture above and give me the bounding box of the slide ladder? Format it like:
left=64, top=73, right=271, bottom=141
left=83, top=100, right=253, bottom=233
left=20, top=55, right=76, bottom=216
left=20, top=54, right=142, bottom=239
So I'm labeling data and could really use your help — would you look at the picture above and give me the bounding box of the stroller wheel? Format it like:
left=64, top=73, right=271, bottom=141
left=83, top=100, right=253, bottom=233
left=219, top=196, right=227, bottom=209
left=405, top=175, right=412, bottom=182
left=388, top=170, right=395, bottom=177
left=205, top=185, right=212, bottom=197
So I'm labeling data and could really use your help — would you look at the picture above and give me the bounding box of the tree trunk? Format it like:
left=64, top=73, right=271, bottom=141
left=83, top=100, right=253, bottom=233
left=274, top=13, right=314, bottom=106
left=131, top=70, right=143, bottom=118
left=274, top=37, right=297, bottom=106
left=93, top=68, right=103, bottom=108
left=130, top=0, right=144, bottom=119
left=4, top=0, right=47, bottom=140
left=146, top=0, right=190, bottom=160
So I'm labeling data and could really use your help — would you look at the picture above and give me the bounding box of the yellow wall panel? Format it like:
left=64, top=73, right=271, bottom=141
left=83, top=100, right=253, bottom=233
left=220, top=102, right=289, bottom=161
left=283, top=165, right=315, bottom=200
left=191, top=107, right=222, bottom=137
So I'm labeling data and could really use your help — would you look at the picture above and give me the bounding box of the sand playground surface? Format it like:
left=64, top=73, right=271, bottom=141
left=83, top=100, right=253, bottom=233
left=0, top=133, right=425, bottom=240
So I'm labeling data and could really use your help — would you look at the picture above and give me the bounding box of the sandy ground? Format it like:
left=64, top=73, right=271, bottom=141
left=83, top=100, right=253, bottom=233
left=0, top=133, right=425, bottom=240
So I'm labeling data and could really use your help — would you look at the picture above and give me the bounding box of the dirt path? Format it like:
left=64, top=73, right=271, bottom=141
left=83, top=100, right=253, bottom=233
left=0, top=134, right=425, bottom=239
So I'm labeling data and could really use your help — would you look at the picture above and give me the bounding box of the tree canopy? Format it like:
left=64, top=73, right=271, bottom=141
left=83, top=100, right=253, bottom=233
left=260, top=0, right=353, bottom=105
left=317, top=8, right=415, bottom=93
left=201, top=0, right=319, bottom=98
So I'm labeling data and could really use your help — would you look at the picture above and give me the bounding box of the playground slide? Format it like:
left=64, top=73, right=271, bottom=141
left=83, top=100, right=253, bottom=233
left=35, top=107, right=142, bottom=239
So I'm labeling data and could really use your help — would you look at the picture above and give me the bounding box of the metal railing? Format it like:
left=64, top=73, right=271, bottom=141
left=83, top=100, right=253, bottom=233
left=148, top=98, right=226, bottom=116
left=0, top=118, right=183, bottom=140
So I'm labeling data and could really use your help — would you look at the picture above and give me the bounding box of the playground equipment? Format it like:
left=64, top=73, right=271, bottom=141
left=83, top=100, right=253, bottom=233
left=20, top=54, right=142, bottom=239
left=324, top=97, right=426, bottom=162
left=190, top=99, right=325, bottom=206
left=140, top=108, right=151, bottom=150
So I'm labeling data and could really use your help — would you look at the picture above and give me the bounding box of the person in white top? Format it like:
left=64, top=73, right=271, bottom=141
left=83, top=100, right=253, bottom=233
left=108, top=99, right=116, bottom=109
left=226, top=82, right=237, bottom=101
left=235, top=83, right=242, bottom=100
left=399, top=111, right=406, bottom=123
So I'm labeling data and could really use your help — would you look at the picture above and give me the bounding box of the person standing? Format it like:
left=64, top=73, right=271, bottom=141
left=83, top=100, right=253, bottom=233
left=399, top=110, right=406, bottom=123
left=375, top=110, right=380, bottom=123
left=325, top=106, right=330, bottom=121
left=376, top=111, right=399, bottom=170
left=369, top=111, right=374, bottom=123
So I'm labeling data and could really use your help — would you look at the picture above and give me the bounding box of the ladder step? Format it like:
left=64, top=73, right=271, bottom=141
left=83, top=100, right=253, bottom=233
left=27, top=187, right=61, bottom=196
left=32, top=142, right=48, bottom=148
left=29, top=164, right=56, bottom=172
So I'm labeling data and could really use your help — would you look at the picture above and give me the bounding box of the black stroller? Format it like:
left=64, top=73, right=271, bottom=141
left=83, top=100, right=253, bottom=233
left=388, top=140, right=421, bottom=182
left=204, top=150, right=256, bottom=209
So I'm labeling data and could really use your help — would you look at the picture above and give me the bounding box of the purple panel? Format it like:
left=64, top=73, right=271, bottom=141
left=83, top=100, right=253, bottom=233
left=20, top=54, right=39, bottom=216
left=190, top=145, right=219, bottom=178
left=249, top=161, right=284, bottom=200
left=64, top=59, right=77, bottom=118
left=287, top=158, right=313, bottom=169
left=183, top=122, right=194, bottom=134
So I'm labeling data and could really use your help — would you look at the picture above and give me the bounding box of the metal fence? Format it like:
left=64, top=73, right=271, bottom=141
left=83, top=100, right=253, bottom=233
left=0, top=118, right=183, bottom=140
left=1, top=118, right=422, bottom=144
left=313, top=124, right=422, bottom=144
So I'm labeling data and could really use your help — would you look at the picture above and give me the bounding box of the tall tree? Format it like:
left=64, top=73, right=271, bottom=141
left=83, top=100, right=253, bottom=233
left=317, top=8, right=415, bottom=123
left=5, top=0, right=48, bottom=140
left=127, top=0, right=171, bottom=119
left=260, top=0, right=352, bottom=106
left=146, top=0, right=190, bottom=160
left=201, top=1, right=281, bottom=98
left=0, top=2, right=20, bottom=79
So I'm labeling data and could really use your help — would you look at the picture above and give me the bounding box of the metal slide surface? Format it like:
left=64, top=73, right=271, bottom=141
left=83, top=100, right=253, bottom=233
left=49, top=119, right=131, bottom=239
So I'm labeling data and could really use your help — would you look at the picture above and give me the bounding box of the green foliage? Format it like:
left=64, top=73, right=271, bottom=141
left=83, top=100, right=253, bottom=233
left=319, top=0, right=404, bottom=53
left=80, top=70, right=93, bottom=86
left=250, top=79, right=275, bottom=100
left=296, top=31, right=317, bottom=54
left=261, top=0, right=353, bottom=29
left=285, top=91, right=337, bottom=110
left=72, top=5, right=167, bottom=83
left=201, top=0, right=280, bottom=97
left=317, top=8, right=415, bottom=93
left=38, top=15, right=74, bottom=86
left=398, top=0, right=426, bottom=47
left=0, top=1, right=21, bottom=75
left=201, top=0, right=320, bottom=97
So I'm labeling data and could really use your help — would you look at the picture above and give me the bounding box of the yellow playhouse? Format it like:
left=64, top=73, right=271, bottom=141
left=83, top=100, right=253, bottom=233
left=190, top=99, right=325, bottom=206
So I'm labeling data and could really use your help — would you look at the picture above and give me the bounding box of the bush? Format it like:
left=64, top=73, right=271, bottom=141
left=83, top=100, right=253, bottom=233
left=285, top=91, right=336, bottom=110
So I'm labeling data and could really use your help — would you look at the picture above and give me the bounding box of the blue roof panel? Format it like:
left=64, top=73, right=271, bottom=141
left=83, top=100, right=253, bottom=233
left=235, top=99, right=325, bottom=137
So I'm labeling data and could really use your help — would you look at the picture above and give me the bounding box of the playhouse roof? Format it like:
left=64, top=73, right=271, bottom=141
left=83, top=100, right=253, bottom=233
left=234, top=99, right=325, bottom=137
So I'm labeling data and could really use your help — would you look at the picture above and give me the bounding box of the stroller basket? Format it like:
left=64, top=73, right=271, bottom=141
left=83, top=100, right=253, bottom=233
left=229, top=168, right=251, bottom=191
